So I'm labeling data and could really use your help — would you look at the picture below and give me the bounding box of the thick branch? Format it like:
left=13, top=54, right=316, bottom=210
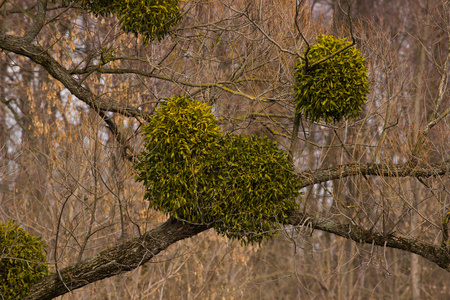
left=297, top=160, right=450, bottom=188
left=25, top=159, right=450, bottom=299
left=0, top=34, right=142, bottom=118
left=288, top=212, right=450, bottom=272
left=25, top=218, right=208, bottom=300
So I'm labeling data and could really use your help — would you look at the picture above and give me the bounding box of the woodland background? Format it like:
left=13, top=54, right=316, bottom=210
left=1, top=0, right=450, bottom=299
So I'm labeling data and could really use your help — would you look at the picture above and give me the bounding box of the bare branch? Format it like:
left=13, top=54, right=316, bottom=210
left=0, top=34, right=143, bottom=118
left=95, top=67, right=272, bottom=102
left=228, top=4, right=297, bottom=56
left=24, top=0, right=47, bottom=41
left=25, top=218, right=209, bottom=300
left=297, top=160, right=450, bottom=188
left=294, top=1, right=310, bottom=63
left=26, top=180, right=450, bottom=299
left=21, top=154, right=450, bottom=299
left=411, top=31, right=450, bottom=159
left=288, top=212, right=450, bottom=272
left=97, top=111, right=136, bottom=162
left=308, top=41, right=356, bottom=70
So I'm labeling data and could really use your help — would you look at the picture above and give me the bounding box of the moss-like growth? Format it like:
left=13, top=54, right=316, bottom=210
left=294, top=35, right=370, bottom=123
left=0, top=221, right=49, bottom=300
left=135, top=96, right=302, bottom=244
left=78, top=0, right=181, bottom=43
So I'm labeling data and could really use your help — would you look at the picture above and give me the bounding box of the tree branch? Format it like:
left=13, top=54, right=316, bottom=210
left=297, top=160, right=450, bottom=188
left=25, top=218, right=209, bottom=300
left=24, top=158, right=450, bottom=299
left=411, top=38, right=450, bottom=159
left=97, top=111, right=136, bottom=162
left=94, top=67, right=272, bottom=102
left=288, top=212, right=450, bottom=272
left=0, top=34, right=143, bottom=118
left=23, top=0, right=47, bottom=42
left=0, top=34, right=141, bottom=164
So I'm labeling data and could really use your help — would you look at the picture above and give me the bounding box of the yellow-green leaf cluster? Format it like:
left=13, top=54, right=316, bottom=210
left=134, top=96, right=302, bottom=244
left=294, top=35, right=370, bottom=123
left=78, top=0, right=181, bottom=43
left=0, top=221, right=49, bottom=300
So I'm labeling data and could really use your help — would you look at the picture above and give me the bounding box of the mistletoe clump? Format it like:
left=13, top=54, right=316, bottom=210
left=134, top=96, right=301, bottom=244
left=0, top=221, right=49, bottom=300
left=294, top=35, right=370, bottom=123
left=78, top=0, right=181, bottom=42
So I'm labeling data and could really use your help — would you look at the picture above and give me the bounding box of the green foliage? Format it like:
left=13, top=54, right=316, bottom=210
left=78, top=0, right=181, bottom=43
left=212, top=134, right=301, bottom=243
left=135, top=96, right=302, bottom=244
left=100, top=47, right=116, bottom=66
left=0, top=221, right=49, bottom=300
left=293, top=35, right=370, bottom=123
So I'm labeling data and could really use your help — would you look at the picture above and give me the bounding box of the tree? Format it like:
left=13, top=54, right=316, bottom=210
left=0, top=0, right=449, bottom=299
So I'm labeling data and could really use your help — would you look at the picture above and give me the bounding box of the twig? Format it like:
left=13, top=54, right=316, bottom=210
left=294, top=0, right=310, bottom=66
left=97, top=110, right=135, bottom=162
left=54, top=191, right=74, bottom=294
left=411, top=41, right=450, bottom=159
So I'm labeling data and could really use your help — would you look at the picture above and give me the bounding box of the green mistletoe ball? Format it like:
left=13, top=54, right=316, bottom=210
left=134, top=96, right=301, bottom=244
left=294, top=35, right=370, bottom=123
left=0, top=221, right=49, bottom=299
left=78, top=0, right=181, bottom=43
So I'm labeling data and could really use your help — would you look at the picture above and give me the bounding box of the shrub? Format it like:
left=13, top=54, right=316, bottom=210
left=0, top=221, right=49, bottom=300
left=293, top=35, right=370, bottom=123
left=76, top=0, right=181, bottom=42
left=135, top=96, right=302, bottom=244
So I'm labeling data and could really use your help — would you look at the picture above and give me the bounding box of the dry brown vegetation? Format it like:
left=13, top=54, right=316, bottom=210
left=0, top=0, right=449, bottom=299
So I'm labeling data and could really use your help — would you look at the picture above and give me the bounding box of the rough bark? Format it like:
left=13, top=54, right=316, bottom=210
left=297, top=160, right=450, bottom=188
left=24, top=198, right=450, bottom=300
left=0, top=34, right=143, bottom=118
left=288, top=212, right=450, bottom=273
left=2, top=9, right=450, bottom=298
left=25, top=218, right=209, bottom=300
left=22, top=157, right=450, bottom=299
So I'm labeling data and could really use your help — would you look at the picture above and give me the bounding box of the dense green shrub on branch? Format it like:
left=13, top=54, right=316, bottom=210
left=0, top=221, right=49, bottom=300
left=134, top=96, right=302, bottom=244
left=65, top=0, right=181, bottom=42
left=294, top=35, right=370, bottom=123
